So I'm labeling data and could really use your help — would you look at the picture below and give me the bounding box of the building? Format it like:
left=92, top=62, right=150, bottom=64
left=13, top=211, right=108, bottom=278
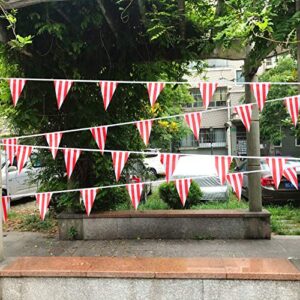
left=179, top=58, right=300, bottom=157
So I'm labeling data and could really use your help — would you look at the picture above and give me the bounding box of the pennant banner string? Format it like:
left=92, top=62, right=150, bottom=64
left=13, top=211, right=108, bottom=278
left=1, top=142, right=300, bottom=162
left=2, top=77, right=300, bottom=85
left=0, top=94, right=297, bottom=141
left=5, top=169, right=266, bottom=200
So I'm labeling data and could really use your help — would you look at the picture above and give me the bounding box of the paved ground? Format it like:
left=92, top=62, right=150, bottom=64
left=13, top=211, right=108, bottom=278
left=3, top=232, right=300, bottom=259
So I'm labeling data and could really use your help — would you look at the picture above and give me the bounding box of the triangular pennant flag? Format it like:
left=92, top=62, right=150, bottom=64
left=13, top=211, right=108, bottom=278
left=63, top=148, right=81, bottom=179
left=16, top=145, right=33, bottom=174
left=199, top=82, right=218, bottom=109
left=111, top=151, right=130, bottom=181
left=80, top=188, right=98, bottom=216
left=99, top=81, right=118, bottom=110
left=184, top=112, right=202, bottom=140
left=9, top=78, right=26, bottom=107
left=54, top=80, right=73, bottom=109
left=35, top=192, right=52, bottom=220
left=90, top=126, right=108, bottom=154
left=1, top=196, right=10, bottom=223
left=136, top=120, right=153, bottom=146
left=126, top=183, right=144, bottom=210
left=283, top=167, right=298, bottom=190
left=215, top=156, right=233, bottom=185
left=234, top=104, right=253, bottom=132
left=250, top=82, right=271, bottom=112
left=266, top=157, right=286, bottom=189
left=45, top=132, right=63, bottom=159
left=147, top=82, right=165, bottom=107
left=226, top=173, right=244, bottom=201
left=285, top=96, right=299, bottom=127
left=160, top=153, right=180, bottom=182
left=2, top=138, right=18, bottom=166
left=175, top=178, right=192, bottom=207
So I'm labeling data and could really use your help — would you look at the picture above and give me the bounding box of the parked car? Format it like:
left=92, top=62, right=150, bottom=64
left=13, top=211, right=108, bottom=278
left=125, top=159, right=153, bottom=198
left=236, top=159, right=300, bottom=203
left=1, top=152, right=41, bottom=199
left=143, top=149, right=165, bottom=177
left=171, top=155, right=229, bottom=201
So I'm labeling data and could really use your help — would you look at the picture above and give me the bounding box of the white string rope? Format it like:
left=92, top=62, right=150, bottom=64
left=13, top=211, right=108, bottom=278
left=2, top=77, right=300, bottom=85
left=1, top=143, right=300, bottom=161
left=0, top=94, right=296, bottom=141
left=7, top=169, right=264, bottom=199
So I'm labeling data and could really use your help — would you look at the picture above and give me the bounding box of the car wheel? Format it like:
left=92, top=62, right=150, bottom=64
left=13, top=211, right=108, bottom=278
left=149, top=168, right=157, bottom=178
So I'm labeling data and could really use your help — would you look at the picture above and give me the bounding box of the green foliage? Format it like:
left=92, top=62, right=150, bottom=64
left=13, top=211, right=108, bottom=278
left=259, top=56, right=298, bottom=145
left=159, top=181, right=202, bottom=209
left=68, top=226, right=78, bottom=239
left=139, top=191, right=170, bottom=210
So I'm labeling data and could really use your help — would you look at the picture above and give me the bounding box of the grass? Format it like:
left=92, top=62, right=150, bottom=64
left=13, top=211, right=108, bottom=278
left=267, top=205, right=300, bottom=235
left=4, top=206, right=57, bottom=234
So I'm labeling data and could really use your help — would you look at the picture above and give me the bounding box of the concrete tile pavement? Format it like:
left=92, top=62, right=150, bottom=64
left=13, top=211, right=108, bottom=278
left=2, top=232, right=300, bottom=259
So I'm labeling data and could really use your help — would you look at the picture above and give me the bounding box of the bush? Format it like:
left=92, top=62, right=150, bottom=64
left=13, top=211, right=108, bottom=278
left=159, top=181, right=202, bottom=209
left=139, top=191, right=170, bottom=210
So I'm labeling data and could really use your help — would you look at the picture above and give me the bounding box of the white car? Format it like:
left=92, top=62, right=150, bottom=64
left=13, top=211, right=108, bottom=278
left=171, top=155, right=229, bottom=201
left=1, top=151, right=41, bottom=199
left=143, top=149, right=165, bottom=177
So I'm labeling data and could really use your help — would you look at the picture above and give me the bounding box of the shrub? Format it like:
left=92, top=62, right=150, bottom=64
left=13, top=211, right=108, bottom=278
left=159, top=181, right=202, bottom=209
left=139, top=191, right=170, bottom=210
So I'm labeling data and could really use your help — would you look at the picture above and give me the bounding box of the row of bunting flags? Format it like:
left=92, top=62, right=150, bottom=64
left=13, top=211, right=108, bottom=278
left=1, top=154, right=298, bottom=221
left=2, top=138, right=299, bottom=187
left=1, top=94, right=299, bottom=165
left=8, top=79, right=300, bottom=119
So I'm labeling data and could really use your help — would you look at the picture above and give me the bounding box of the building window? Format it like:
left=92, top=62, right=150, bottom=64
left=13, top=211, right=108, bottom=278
left=199, top=128, right=226, bottom=145
left=181, top=134, right=198, bottom=148
left=187, top=87, right=227, bottom=108
left=236, top=70, right=245, bottom=83
left=206, top=59, right=229, bottom=68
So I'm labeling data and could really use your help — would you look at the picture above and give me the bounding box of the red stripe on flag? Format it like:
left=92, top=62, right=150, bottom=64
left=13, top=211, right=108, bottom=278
left=184, top=112, right=202, bottom=140
left=175, top=178, right=192, bottom=206
left=266, top=157, right=286, bottom=189
left=285, top=96, right=299, bottom=127
left=234, top=104, right=253, bottom=132
left=54, top=80, right=73, bottom=109
left=126, top=183, right=144, bottom=210
left=147, top=82, right=165, bottom=107
left=80, top=188, right=98, bottom=216
left=35, top=192, right=52, bottom=220
left=90, top=126, right=108, bottom=154
left=199, top=82, right=218, bottom=109
left=9, top=79, right=26, bottom=107
left=215, top=156, right=233, bottom=185
left=136, top=120, right=153, bottom=146
left=45, top=132, right=63, bottom=159
left=63, top=149, right=81, bottom=178
left=99, top=81, right=118, bottom=110
left=250, top=83, right=271, bottom=112
left=111, top=151, right=130, bottom=181
left=160, top=154, right=180, bottom=182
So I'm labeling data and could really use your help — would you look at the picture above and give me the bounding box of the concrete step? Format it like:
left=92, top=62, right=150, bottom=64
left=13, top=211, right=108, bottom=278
left=0, top=257, right=299, bottom=299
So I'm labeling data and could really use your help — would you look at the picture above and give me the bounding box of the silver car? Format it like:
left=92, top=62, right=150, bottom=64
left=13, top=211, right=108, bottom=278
left=171, top=155, right=229, bottom=201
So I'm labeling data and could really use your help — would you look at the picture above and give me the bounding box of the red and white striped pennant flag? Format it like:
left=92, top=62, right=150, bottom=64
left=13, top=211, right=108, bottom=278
left=283, top=167, right=298, bottom=190
left=175, top=178, right=192, bottom=207
left=16, top=145, right=33, bottom=174
left=99, top=81, right=118, bottom=111
left=35, top=192, right=52, bottom=220
left=160, top=153, right=180, bottom=182
left=250, top=82, right=271, bottom=112
left=147, top=82, right=165, bottom=107
left=126, top=183, right=144, bottom=210
left=136, top=120, right=153, bottom=146
left=80, top=188, right=98, bottom=216
left=9, top=78, right=26, bottom=107
left=184, top=112, right=202, bottom=140
left=54, top=80, right=73, bottom=109
left=215, top=156, right=233, bottom=185
left=63, top=148, right=81, bottom=179
left=199, top=82, right=218, bottom=109
left=90, top=126, right=108, bottom=154
left=1, top=196, right=10, bottom=223
left=2, top=138, right=18, bottom=166
left=234, top=104, right=253, bottom=132
left=226, top=173, right=244, bottom=201
left=111, top=151, right=130, bottom=181
left=285, top=96, right=299, bottom=127
left=45, top=132, right=63, bottom=159
left=266, top=157, right=286, bottom=189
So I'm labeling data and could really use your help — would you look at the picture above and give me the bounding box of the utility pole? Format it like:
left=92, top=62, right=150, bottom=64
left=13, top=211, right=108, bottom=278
left=0, top=148, right=4, bottom=261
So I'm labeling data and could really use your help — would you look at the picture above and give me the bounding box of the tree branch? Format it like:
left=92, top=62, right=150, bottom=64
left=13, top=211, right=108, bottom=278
left=3, top=0, right=68, bottom=9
